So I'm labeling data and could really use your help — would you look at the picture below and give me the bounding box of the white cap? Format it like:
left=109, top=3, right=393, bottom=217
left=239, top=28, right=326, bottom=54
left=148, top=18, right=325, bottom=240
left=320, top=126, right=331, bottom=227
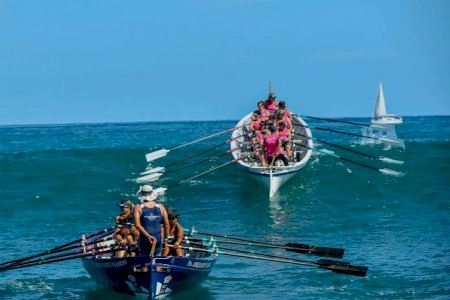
left=136, top=185, right=157, bottom=203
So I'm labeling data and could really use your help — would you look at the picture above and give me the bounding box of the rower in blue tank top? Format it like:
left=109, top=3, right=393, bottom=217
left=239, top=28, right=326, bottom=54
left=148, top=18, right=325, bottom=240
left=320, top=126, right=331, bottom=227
left=134, top=185, right=169, bottom=257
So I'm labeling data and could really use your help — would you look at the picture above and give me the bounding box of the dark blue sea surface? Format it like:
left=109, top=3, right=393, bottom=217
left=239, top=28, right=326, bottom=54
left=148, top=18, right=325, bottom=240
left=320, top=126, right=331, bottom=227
left=0, top=116, right=449, bottom=299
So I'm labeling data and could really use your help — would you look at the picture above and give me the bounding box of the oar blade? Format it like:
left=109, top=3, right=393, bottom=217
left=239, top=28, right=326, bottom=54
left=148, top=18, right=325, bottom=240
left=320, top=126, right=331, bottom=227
left=379, top=168, right=405, bottom=177
left=379, top=156, right=404, bottom=165
left=154, top=187, right=167, bottom=195
left=145, top=149, right=169, bottom=162
left=317, top=259, right=368, bottom=277
left=135, top=172, right=163, bottom=183
left=140, top=167, right=165, bottom=176
left=379, top=137, right=405, bottom=148
left=285, top=243, right=344, bottom=259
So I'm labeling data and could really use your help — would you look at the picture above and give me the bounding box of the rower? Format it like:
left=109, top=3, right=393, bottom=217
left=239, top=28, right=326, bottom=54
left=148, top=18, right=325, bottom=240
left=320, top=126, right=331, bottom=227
left=257, top=101, right=269, bottom=121
left=264, top=125, right=288, bottom=167
left=114, top=224, right=130, bottom=258
left=249, top=111, right=261, bottom=131
left=134, top=185, right=170, bottom=262
left=125, top=222, right=140, bottom=257
left=264, top=92, right=279, bottom=114
left=162, top=209, right=185, bottom=257
left=278, top=121, right=293, bottom=158
left=276, top=101, right=292, bottom=128
left=115, top=200, right=134, bottom=225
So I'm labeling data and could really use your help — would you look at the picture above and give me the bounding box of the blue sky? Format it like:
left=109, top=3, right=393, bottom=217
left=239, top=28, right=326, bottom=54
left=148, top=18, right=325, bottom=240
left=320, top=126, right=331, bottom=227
left=0, top=0, right=449, bottom=124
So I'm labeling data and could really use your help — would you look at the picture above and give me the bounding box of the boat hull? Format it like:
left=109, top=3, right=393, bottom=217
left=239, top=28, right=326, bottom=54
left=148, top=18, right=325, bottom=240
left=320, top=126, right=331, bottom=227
left=82, top=254, right=217, bottom=299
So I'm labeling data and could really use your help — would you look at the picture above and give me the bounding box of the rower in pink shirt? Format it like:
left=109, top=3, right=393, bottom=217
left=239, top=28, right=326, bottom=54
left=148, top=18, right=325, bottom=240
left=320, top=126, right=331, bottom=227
left=250, top=111, right=261, bottom=131
left=257, top=101, right=269, bottom=121
left=264, top=92, right=279, bottom=113
left=263, top=125, right=287, bottom=168
left=277, top=121, right=293, bottom=158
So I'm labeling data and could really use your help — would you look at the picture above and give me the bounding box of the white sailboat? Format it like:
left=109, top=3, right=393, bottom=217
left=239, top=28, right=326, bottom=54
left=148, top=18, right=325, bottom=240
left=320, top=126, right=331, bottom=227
left=371, top=81, right=403, bottom=125
left=363, top=80, right=404, bottom=148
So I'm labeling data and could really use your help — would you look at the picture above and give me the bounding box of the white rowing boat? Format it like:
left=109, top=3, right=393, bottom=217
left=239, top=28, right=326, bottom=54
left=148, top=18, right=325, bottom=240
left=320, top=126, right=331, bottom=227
left=230, top=113, right=313, bottom=197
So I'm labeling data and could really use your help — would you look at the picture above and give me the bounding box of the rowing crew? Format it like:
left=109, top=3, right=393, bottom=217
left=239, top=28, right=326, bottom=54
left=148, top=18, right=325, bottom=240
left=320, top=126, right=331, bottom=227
left=249, top=91, right=294, bottom=167
left=112, top=185, right=184, bottom=259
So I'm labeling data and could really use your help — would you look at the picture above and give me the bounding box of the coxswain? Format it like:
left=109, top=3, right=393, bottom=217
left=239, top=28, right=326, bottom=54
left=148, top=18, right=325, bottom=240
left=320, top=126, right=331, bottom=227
left=134, top=185, right=170, bottom=262
left=162, top=209, right=185, bottom=257
left=264, top=92, right=279, bottom=113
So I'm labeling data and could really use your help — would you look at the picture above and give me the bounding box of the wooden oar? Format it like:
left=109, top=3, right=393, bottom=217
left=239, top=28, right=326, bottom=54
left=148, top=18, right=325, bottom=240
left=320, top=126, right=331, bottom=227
left=0, top=247, right=125, bottom=272
left=189, top=230, right=344, bottom=259
left=169, top=244, right=368, bottom=277
left=0, top=227, right=114, bottom=268
left=294, top=132, right=404, bottom=165
left=293, top=123, right=404, bottom=148
left=145, top=126, right=244, bottom=162
left=184, top=236, right=344, bottom=259
left=292, top=142, right=404, bottom=177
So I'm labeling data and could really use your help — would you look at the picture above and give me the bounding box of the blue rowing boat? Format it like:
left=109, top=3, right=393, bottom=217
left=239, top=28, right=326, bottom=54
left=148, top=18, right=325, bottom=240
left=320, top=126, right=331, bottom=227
left=82, top=248, right=217, bottom=298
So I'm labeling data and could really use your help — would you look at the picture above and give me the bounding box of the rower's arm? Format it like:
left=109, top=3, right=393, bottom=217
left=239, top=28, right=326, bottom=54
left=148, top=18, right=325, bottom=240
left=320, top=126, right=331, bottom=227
left=176, top=225, right=184, bottom=244
left=160, top=206, right=170, bottom=239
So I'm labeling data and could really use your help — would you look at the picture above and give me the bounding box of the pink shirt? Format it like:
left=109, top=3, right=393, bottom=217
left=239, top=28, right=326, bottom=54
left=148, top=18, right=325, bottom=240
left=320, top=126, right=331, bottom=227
left=264, top=100, right=279, bottom=113
left=251, top=120, right=261, bottom=130
left=278, top=128, right=289, bottom=141
left=264, top=132, right=280, bottom=158
left=257, top=131, right=265, bottom=141
left=259, top=109, right=269, bottom=120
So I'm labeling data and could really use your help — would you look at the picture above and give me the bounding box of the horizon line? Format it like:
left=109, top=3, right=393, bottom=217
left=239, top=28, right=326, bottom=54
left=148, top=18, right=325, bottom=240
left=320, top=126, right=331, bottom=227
left=0, top=114, right=448, bottom=127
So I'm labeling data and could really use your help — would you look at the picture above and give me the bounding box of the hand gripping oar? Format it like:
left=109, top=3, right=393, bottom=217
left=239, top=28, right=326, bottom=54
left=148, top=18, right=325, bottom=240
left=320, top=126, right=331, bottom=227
left=293, top=142, right=404, bottom=177
left=145, top=126, right=244, bottom=162
left=188, top=230, right=344, bottom=259
left=0, top=227, right=114, bottom=268
left=169, top=244, right=367, bottom=277
left=293, top=123, right=405, bottom=149
left=294, top=132, right=404, bottom=165
left=0, top=246, right=127, bottom=273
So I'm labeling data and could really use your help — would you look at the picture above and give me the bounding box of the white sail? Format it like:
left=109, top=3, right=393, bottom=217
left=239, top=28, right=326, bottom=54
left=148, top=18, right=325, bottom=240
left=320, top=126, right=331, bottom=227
left=372, top=81, right=387, bottom=118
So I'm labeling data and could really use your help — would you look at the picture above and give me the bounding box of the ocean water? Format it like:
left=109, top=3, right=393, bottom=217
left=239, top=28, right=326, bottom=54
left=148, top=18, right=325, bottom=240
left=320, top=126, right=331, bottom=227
left=0, top=116, right=449, bottom=299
